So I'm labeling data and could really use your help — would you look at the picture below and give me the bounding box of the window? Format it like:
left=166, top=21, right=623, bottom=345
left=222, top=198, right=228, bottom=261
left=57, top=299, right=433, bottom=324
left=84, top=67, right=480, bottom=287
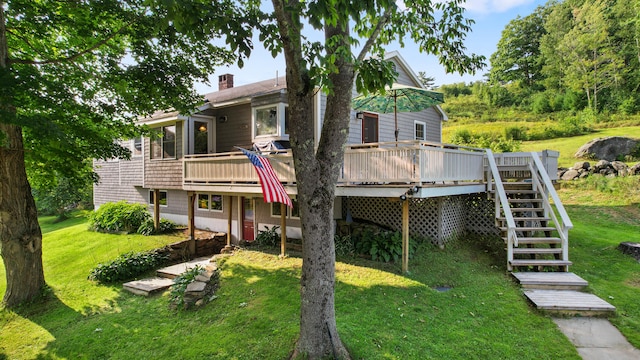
left=197, top=193, right=223, bottom=212
left=414, top=121, right=426, bottom=141
left=132, top=137, right=142, bottom=157
left=149, top=190, right=168, bottom=207
left=151, top=125, right=176, bottom=159
left=255, top=106, right=278, bottom=137
left=194, top=121, right=208, bottom=154
left=271, top=198, right=299, bottom=219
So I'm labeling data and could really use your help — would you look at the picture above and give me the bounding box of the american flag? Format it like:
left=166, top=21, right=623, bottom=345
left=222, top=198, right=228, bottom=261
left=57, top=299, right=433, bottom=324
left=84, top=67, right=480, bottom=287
left=239, top=148, right=293, bottom=208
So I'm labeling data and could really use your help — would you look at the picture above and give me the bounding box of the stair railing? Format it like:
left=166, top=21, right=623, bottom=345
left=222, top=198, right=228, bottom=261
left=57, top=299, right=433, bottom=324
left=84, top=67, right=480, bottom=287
left=485, top=150, right=518, bottom=267
left=528, top=152, right=573, bottom=263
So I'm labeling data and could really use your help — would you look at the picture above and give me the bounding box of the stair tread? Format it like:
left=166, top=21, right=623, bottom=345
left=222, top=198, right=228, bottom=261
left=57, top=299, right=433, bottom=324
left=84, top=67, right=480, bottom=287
left=523, top=289, right=615, bottom=312
left=497, top=217, right=550, bottom=221
left=512, top=248, right=563, bottom=254
left=511, top=237, right=562, bottom=244
left=508, top=207, right=544, bottom=212
left=512, top=272, right=588, bottom=287
left=510, top=259, right=572, bottom=266
left=500, top=226, right=556, bottom=232
left=508, top=198, right=543, bottom=202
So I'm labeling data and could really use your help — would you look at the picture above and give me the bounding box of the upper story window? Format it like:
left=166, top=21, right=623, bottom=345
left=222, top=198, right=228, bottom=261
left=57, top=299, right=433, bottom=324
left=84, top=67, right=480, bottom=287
left=151, top=125, right=176, bottom=160
left=132, top=137, right=143, bottom=157
left=414, top=121, right=426, bottom=141
left=253, top=104, right=289, bottom=140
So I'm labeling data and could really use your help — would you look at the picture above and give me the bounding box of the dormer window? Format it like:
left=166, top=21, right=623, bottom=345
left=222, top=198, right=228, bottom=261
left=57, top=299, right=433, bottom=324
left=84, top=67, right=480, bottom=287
left=253, top=104, right=289, bottom=141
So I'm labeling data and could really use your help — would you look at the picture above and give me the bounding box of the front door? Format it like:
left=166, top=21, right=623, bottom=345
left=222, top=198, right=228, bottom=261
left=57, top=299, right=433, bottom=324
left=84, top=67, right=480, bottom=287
left=193, top=120, right=210, bottom=154
left=362, top=113, right=379, bottom=143
left=242, top=197, right=255, bottom=241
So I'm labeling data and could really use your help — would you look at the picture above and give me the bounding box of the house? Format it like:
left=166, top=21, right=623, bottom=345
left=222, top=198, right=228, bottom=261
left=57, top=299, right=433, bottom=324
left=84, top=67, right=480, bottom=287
left=93, top=51, right=572, bottom=273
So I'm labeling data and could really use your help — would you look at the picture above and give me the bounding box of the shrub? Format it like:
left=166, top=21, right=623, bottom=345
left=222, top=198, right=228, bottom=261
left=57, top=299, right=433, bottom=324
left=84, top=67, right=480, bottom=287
left=137, top=217, right=177, bottom=235
left=334, top=234, right=355, bottom=257
left=531, top=93, right=551, bottom=114
left=504, top=126, right=528, bottom=141
left=88, top=249, right=169, bottom=283
left=354, top=229, right=420, bottom=263
left=169, top=265, right=205, bottom=309
left=89, top=201, right=150, bottom=233
left=254, top=225, right=280, bottom=247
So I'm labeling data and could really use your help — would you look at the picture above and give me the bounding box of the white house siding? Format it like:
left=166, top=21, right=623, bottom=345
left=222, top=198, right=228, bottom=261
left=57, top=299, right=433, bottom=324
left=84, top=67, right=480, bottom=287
left=254, top=199, right=302, bottom=239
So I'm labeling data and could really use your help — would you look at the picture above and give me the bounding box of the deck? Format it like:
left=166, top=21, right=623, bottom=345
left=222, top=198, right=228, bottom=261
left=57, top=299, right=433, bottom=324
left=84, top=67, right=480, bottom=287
left=182, top=141, right=559, bottom=198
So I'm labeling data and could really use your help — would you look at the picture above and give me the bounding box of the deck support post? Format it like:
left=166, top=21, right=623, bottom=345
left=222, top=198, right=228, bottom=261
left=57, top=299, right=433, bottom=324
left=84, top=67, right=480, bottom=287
left=280, top=202, right=287, bottom=258
left=153, top=189, right=160, bottom=231
left=187, top=191, right=196, bottom=255
left=223, top=196, right=233, bottom=252
left=402, top=199, right=410, bottom=273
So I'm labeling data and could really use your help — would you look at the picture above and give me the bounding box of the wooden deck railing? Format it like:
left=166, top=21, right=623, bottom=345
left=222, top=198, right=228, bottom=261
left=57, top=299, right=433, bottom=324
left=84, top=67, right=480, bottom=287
left=183, top=141, right=488, bottom=186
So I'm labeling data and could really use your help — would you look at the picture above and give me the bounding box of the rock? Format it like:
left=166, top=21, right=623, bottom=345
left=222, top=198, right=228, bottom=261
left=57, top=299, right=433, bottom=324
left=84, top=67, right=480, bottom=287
left=186, top=281, right=207, bottom=293
left=618, top=242, right=640, bottom=261
left=573, top=161, right=590, bottom=170
left=610, top=161, right=628, bottom=171
left=593, top=160, right=611, bottom=172
left=561, top=169, right=580, bottom=181
left=575, top=136, right=640, bottom=161
left=630, top=163, right=640, bottom=175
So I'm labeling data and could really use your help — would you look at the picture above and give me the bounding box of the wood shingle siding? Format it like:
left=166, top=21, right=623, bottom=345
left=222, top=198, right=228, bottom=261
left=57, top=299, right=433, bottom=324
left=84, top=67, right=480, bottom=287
left=144, top=123, right=183, bottom=189
left=214, top=106, right=252, bottom=153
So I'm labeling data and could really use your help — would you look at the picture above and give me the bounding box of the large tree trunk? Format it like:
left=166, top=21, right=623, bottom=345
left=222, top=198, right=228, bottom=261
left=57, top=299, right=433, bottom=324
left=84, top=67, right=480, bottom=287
left=0, top=123, right=46, bottom=307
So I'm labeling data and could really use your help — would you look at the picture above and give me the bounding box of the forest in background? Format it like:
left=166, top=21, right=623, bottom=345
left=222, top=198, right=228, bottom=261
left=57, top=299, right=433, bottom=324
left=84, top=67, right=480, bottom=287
left=435, top=0, right=640, bottom=150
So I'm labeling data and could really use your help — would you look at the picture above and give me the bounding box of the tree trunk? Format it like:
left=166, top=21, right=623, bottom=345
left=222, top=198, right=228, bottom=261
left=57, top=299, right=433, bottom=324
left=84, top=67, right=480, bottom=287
left=0, top=123, right=46, bottom=307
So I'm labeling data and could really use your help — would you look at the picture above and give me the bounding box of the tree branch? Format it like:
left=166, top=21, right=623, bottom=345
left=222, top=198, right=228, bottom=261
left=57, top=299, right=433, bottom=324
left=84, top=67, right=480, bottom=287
left=356, top=7, right=393, bottom=62
left=8, top=25, right=129, bottom=66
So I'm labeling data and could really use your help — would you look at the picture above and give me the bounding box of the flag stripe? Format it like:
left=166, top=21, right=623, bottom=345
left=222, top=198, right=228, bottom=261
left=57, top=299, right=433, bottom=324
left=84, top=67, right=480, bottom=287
left=240, top=148, right=293, bottom=208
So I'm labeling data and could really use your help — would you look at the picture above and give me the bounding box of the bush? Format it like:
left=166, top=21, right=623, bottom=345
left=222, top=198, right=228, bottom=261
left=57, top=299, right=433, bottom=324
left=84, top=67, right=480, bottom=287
left=504, top=126, right=528, bottom=141
left=89, top=201, right=150, bottom=233
left=137, top=217, right=177, bottom=235
left=169, top=265, right=205, bottom=309
left=334, top=234, right=355, bottom=257
left=353, top=229, right=420, bottom=263
left=254, top=225, right=280, bottom=247
left=88, top=249, right=169, bottom=283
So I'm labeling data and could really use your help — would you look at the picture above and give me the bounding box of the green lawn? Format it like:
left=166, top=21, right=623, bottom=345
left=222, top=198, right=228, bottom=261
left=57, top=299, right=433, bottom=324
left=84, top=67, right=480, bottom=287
left=521, top=126, right=640, bottom=167
left=1, top=183, right=640, bottom=358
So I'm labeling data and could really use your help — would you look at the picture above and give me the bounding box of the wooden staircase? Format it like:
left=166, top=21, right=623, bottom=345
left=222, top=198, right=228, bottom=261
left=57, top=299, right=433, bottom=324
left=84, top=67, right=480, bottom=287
left=485, top=151, right=615, bottom=315
left=486, top=151, right=572, bottom=272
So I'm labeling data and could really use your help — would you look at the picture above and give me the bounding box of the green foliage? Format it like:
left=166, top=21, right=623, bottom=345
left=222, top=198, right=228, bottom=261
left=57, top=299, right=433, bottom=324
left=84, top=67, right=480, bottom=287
left=254, top=225, right=280, bottom=247
left=504, top=125, right=528, bottom=141
left=334, top=234, right=356, bottom=257
left=169, top=265, right=205, bottom=309
left=88, top=249, right=169, bottom=283
left=137, top=217, right=177, bottom=236
left=353, top=229, right=420, bottom=263
left=31, top=174, right=93, bottom=218
left=88, top=201, right=151, bottom=234
left=449, top=129, right=521, bottom=153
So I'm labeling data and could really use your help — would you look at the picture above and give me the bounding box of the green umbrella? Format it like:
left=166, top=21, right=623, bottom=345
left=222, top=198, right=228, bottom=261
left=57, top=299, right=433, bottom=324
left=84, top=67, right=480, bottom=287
left=352, top=83, right=445, bottom=142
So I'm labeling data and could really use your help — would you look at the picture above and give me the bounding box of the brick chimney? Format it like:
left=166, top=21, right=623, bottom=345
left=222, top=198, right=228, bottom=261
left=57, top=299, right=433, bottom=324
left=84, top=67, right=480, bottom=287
left=218, top=74, right=234, bottom=90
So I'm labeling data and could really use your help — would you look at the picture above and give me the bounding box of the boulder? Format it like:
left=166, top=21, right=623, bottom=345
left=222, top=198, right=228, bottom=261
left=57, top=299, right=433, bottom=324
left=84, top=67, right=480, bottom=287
left=575, top=136, right=640, bottom=161
left=561, top=169, right=580, bottom=181
left=593, top=160, right=611, bottom=172
left=573, top=161, right=590, bottom=170
left=630, top=163, right=640, bottom=175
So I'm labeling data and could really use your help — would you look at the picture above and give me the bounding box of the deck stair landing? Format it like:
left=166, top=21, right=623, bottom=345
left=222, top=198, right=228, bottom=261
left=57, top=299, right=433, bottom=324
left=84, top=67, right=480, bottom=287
left=512, top=272, right=616, bottom=315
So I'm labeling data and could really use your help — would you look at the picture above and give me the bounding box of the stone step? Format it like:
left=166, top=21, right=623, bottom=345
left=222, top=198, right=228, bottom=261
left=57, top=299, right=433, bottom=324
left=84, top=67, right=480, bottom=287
left=123, top=277, right=174, bottom=296
left=156, top=257, right=211, bottom=279
left=512, top=272, right=588, bottom=290
left=524, top=289, right=615, bottom=315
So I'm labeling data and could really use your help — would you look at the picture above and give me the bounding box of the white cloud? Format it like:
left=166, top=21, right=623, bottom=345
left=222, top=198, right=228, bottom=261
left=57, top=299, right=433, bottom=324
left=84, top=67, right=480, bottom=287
left=462, top=0, right=535, bottom=14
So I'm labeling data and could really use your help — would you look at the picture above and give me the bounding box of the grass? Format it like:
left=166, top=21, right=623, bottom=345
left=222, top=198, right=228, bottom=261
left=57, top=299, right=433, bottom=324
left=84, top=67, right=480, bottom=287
left=1, top=214, right=583, bottom=359
left=521, top=126, right=640, bottom=167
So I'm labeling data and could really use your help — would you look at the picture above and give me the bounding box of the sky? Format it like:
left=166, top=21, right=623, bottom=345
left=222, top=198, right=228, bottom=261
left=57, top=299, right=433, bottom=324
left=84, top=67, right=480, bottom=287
left=196, top=0, right=548, bottom=93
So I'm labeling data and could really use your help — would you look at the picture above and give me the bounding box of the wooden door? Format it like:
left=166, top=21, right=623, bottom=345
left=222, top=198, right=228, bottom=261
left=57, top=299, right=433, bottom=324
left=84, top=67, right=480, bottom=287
left=242, top=197, right=255, bottom=241
left=362, top=113, right=379, bottom=143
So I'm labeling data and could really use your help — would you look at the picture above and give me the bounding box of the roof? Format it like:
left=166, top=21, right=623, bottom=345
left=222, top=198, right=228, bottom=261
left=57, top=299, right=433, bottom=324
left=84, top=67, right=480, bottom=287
left=202, top=76, right=287, bottom=108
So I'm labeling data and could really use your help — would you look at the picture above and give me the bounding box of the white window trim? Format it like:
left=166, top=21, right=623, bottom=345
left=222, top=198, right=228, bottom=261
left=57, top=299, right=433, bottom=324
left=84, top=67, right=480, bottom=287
left=149, top=190, right=169, bottom=207
left=150, top=124, right=177, bottom=160
left=414, top=120, right=426, bottom=141
left=197, top=193, right=223, bottom=212
left=252, top=103, right=290, bottom=141
left=270, top=199, right=299, bottom=219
